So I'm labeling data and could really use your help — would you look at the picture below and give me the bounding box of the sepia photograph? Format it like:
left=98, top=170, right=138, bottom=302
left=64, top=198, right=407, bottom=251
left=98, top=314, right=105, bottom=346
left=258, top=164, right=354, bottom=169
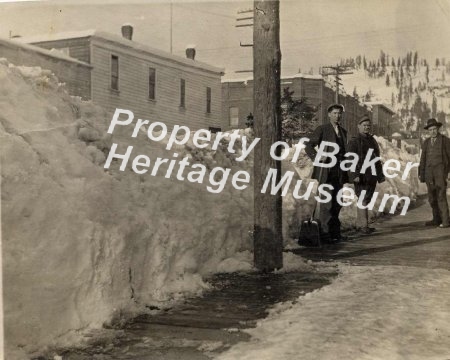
left=1, top=0, right=450, bottom=359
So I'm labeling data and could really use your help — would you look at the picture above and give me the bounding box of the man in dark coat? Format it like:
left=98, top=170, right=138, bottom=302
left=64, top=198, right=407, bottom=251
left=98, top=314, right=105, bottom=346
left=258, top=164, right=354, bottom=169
left=305, top=103, right=348, bottom=243
left=418, top=118, right=450, bottom=228
left=347, top=115, right=385, bottom=234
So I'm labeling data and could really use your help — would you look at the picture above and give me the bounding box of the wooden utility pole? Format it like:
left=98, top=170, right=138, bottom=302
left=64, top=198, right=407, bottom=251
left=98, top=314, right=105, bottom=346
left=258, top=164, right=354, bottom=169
left=253, top=0, right=283, bottom=271
left=321, top=65, right=353, bottom=102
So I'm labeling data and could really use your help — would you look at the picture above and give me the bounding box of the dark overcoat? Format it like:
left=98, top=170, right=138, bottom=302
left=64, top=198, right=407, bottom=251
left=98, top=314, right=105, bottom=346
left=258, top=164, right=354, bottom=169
left=418, top=133, right=450, bottom=182
left=305, top=123, right=348, bottom=184
left=347, top=133, right=385, bottom=183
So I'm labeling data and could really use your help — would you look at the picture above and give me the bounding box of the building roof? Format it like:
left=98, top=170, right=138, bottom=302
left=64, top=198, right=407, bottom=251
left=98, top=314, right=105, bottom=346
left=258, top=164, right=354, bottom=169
left=222, top=73, right=324, bottom=84
left=1, top=37, right=91, bottom=67
left=17, top=29, right=224, bottom=75
left=363, top=101, right=395, bottom=114
left=288, top=73, right=323, bottom=80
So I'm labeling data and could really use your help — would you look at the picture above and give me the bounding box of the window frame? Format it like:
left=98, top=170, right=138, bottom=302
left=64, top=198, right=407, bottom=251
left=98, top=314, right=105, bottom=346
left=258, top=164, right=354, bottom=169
left=148, top=67, right=156, bottom=100
left=110, top=54, right=119, bottom=91
left=180, top=78, right=186, bottom=108
left=206, top=87, right=212, bottom=113
left=229, top=107, right=239, bottom=127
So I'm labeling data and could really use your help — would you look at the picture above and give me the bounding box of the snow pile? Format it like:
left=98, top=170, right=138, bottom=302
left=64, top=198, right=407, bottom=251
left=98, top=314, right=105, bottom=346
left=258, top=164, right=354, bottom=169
left=216, top=265, right=450, bottom=360
left=1, top=61, right=255, bottom=358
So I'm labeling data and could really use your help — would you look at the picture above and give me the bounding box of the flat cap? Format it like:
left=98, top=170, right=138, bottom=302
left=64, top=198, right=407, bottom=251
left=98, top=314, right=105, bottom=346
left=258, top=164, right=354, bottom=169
left=327, top=103, right=345, bottom=113
left=358, top=115, right=371, bottom=124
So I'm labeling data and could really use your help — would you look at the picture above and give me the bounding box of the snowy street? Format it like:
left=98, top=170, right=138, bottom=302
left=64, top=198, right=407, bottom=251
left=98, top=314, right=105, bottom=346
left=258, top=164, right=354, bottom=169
left=2, top=2, right=450, bottom=358
left=48, top=194, right=450, bottom=360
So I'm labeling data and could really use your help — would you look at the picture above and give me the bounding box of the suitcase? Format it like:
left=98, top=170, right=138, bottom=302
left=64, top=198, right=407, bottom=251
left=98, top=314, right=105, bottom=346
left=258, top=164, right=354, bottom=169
left=298, top=217, right=322, bottom=247
left=298, top=168, right=324, bottom=248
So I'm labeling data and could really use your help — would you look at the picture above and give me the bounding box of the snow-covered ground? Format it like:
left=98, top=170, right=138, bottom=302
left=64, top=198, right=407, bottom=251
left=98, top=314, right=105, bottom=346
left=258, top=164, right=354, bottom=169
left=0, top=60, right=422, bottom=359
left=216, top=264, right=450, bottom=360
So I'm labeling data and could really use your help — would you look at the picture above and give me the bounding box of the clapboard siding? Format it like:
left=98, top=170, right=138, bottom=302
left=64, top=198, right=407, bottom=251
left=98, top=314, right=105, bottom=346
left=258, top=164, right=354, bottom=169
left=31, top=38, right=91, bottom=63
left=90, top=39, right=222, bottom=131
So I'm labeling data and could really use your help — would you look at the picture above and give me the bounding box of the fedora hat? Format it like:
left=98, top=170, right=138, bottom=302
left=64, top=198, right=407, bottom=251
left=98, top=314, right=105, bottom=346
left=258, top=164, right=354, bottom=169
left=327, top=103, right=345, bottom=113
left=424, top=118, right=442, bottom=129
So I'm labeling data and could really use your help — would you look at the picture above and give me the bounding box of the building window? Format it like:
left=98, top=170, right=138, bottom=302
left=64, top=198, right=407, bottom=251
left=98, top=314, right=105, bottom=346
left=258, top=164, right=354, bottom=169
left=206, top=87, right=211, bottom=113
left=149, top=67, right=156, bottom=100
left=209, top=127, right=221, bottom=133
left=180, top=79, right=185, bottom=108
left=111, top=55, right=119, bottom=90
left=229, top=107, right=239, bottom=127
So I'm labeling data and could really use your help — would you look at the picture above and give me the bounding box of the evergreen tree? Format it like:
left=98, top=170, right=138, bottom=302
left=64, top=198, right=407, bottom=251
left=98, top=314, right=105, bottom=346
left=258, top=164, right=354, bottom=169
left=281, top=88, right=318, bottom=142
left=397, top=57, right=401, bottom=67
left=425, top=64, right=430, bottom=83
left=245, top=112, right=254, bottom=128
left=400, top=66, right=404, bottom=82
left=386, top=74, right=390, bottom=86
left=413, top=51, right=418, bottom=68
left=437, top=111, right=446, bottom=125
left=356, top=55, right=362, bottom=68
left=363, top=56, right=367, bottom=70
left=442, top=70, right=446, bottom=81
left=353, top=86, right=359, bottom=100
left=380, top=50, right=386, bottom=68
left=392, top=58, right=396, bottom=67
left=395, top=71, right=400, bottom=88
left=432, top=96, right=437, bottom=117
left=436, top=58, right=440, bottom=67
left=391, top=92, right=396, bottom=107
left=398, top=86, right=403, bottom=103
left=407, top=51, right=412, bottom=67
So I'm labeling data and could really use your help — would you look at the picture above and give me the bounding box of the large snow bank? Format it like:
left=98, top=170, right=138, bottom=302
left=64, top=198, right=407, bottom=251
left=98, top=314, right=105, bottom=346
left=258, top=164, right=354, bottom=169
left=217, top=265, right=450, bottom=360
left=1, top=61, right=255, bottom=358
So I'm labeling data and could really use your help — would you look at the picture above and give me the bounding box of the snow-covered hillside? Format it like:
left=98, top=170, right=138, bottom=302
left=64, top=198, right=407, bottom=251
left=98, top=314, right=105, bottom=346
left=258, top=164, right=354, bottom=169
left=337, top=54, right=450, bottom=134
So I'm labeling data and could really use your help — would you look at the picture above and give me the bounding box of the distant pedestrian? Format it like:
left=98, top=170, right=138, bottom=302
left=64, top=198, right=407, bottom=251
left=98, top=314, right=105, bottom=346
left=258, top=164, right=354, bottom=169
left=347, top=115, right=385, bottom=234
left=418, top=118, right=450, bottom=228
left=305, top=103, right=348, bottom=243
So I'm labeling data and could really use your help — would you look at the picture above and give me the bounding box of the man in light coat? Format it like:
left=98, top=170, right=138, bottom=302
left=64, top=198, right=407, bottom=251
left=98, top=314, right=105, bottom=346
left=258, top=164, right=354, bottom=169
left=305, top=103, right=348, bottom=243
left=418, top=118, right=450, bottom=228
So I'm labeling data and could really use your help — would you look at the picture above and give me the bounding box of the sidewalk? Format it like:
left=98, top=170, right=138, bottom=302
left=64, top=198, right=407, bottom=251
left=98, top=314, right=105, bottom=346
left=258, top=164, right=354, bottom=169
left=40, top=196, right=450, bottom=359
left=296, top=195, right=450, bottom=270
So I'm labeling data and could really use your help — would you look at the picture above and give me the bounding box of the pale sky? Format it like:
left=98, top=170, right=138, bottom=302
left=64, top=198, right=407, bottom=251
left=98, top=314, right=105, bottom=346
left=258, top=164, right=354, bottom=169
left=1, top=0, right=449, bottom=79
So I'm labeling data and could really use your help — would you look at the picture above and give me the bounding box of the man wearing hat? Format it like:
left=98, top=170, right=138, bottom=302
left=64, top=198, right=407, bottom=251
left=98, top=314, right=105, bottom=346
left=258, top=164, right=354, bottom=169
left=348, top=115, right=385, bottom=234
left=305, top=103, right=348, bottom=243
left=418, top=118, right=450, bottom=228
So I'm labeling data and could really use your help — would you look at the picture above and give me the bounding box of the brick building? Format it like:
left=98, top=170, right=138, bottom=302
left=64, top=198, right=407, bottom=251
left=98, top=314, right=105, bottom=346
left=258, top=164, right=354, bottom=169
left=222, top=74, right=371, bottom=137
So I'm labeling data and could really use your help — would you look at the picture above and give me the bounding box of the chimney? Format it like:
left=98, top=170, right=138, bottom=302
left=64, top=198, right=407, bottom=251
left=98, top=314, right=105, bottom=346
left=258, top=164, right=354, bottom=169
left=185, top=45, right=196, bottom=60
left=121, top=24, right=133, bottom=40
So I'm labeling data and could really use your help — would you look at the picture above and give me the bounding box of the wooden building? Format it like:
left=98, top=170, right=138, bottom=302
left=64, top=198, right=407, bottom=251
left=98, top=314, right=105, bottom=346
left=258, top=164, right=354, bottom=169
left=16, top=26, right=224, bottom=131
left=364, top=102, right=396, bottom=137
